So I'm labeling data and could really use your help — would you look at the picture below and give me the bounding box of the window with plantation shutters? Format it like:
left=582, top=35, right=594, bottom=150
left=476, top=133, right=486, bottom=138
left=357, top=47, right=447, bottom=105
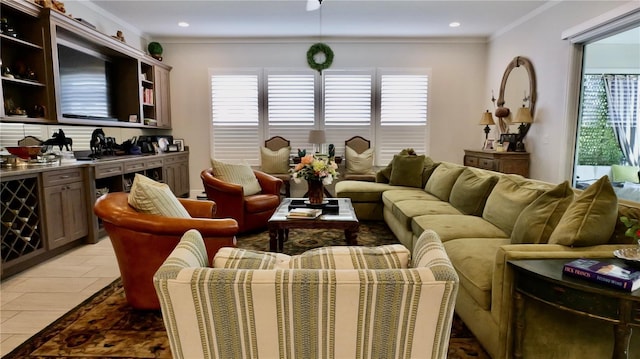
left=377, top=71, right=429, bottom=165
left=323, top=70, right=373, bottom=158
left=210, top=71, right=260, bottom=164
left=266, top=71, right=316, bottom=151
left=210, top=68, right=429, bottom=166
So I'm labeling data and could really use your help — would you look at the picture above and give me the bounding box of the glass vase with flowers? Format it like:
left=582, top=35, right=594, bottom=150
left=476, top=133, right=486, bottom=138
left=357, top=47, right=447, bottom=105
left=291, top=154, right=339, bottom=204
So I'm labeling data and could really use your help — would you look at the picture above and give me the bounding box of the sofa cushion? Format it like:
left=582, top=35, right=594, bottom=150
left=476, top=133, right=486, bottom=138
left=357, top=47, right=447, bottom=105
left=381, top=189, right=440, bottom=208
left=449, top=168, right=499, bottom=216
left=482, top=176, right=547, bottom=236
left=260, top=146, right=291, bottom=174
left=213, top=247, right=291, bottom=269
left=336, top=181, right=398, bottom=203
left=411, top=214, right=508, bottom=242
left=128, top=174, right=191, bottom=218
left=424, top=162, right=466, bottom=201
left=444, top=237, right=511, bottom=311
left=548, top=176, right=618, bottom=246
left=345, top=146, right=374, bottom=174
left=392, top=200, right=462, bottom=229
left=511, top=181, right=575, bottom=244
left=211, top=159, right=262, bottom=196
left=289, top=244, right=411, bottom=269
left=389, top=154, right=425, bottom=188
left=611, top=164, right=639, bottom=183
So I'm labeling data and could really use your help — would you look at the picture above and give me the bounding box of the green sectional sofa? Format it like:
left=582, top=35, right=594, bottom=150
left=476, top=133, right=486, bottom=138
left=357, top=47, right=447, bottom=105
left=336, top=160, right=640, bottom=358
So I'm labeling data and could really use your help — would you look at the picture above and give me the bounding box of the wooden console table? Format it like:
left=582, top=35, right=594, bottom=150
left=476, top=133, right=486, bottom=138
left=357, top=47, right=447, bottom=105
left=464, top=149, right=529, bottom=177
left=510, top=259, right=640, bottom=359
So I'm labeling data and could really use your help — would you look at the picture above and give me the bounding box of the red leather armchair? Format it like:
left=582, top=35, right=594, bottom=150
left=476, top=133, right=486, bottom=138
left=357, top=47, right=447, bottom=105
left=94, top=192, right=238, bottom=310
left=201, top=168, right=282, bottom=234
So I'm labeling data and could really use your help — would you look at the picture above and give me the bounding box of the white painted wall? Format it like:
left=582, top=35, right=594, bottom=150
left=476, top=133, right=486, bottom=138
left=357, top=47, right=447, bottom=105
left=163, top=39, right=487, bottom=192
left=486, top=1, right=633, bottom=183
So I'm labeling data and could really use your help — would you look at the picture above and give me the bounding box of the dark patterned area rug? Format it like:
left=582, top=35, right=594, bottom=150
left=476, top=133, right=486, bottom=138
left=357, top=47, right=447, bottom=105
left=5, top=222, right=489, bottom=359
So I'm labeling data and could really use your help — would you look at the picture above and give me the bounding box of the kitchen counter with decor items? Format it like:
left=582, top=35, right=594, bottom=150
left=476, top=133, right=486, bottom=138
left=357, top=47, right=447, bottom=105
left=1, top=151, right=189, bottom=279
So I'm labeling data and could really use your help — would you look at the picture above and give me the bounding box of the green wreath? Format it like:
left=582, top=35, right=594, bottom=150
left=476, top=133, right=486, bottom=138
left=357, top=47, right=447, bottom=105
left=307, top=43, right=334, bottom=73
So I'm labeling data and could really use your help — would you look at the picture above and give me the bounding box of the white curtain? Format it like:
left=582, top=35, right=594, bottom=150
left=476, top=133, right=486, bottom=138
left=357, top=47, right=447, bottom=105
left=604, top=74, right=640, bottom=166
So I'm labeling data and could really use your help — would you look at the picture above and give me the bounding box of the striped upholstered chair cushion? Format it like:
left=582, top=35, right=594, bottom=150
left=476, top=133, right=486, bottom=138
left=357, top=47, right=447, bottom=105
left=128, top=174, right=190, bottom=218
left=154, top=229, right=458, bottom=359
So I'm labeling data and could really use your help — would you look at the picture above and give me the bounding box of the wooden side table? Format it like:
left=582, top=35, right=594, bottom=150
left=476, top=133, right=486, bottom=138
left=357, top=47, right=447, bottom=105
left=509, top=259, right=640, bottom=359
left=464, top=149, right=530, bottom=177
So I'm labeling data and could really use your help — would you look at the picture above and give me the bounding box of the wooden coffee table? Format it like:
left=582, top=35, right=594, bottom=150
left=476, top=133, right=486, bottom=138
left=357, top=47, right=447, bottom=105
left=268, top=198, right=359, bottom=252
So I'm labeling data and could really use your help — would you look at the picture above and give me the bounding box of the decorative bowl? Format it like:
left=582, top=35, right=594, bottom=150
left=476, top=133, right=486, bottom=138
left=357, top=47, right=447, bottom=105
left=5, top=146, right=43, bottom=159
left=613, top=247, right=640, bottom=263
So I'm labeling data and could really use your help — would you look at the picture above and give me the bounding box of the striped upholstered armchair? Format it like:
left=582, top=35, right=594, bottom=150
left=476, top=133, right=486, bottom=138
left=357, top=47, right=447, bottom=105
left=154, top=229, right=459, bottom=359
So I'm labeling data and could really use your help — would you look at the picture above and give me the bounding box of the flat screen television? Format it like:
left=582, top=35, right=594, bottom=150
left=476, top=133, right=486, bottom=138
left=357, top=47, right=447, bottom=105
left=57, top=43, right=117, bottom=121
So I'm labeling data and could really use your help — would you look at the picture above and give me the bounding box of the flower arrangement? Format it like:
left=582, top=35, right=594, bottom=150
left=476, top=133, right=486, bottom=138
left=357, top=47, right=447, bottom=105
left=620, top=216, right=640, bottom=245
left=291, top=154, right=339, bottom=185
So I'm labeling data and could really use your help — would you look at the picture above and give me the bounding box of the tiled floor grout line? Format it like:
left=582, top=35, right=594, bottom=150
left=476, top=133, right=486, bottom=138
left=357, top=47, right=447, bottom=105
left=0, top=237, right=119, bottom=356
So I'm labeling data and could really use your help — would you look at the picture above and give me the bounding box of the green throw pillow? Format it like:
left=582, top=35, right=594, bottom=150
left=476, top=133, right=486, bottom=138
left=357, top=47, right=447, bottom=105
left=482, top=176, right=546, bottom=236
left=511, top=181, right=575, bottom=244
left=449, top=168, right=499, bottom=216
left=611, top=165, right=639, bottom=183
left=389, top=154, right=425, bottom=188
left=548, top=176, right=618, bottom=246
left=376, top=148, right=413, bottom=183
left=424, top=162, right=466, bottom=201
left=420, top=157, right=440, bottom=188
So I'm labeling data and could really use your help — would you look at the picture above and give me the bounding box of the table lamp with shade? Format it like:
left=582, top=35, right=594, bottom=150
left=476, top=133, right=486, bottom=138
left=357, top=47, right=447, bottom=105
left=308, top=129, right=326, bottom=154
left=515, top=106, right=533, bottom=152
left=480, top=110, right=495, bottom=140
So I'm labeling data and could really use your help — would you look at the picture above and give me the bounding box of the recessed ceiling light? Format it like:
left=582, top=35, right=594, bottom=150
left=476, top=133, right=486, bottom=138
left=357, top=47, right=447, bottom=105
left=178, top=21, right=190, bottom=27
left=449, top=22, right=461, bottom=28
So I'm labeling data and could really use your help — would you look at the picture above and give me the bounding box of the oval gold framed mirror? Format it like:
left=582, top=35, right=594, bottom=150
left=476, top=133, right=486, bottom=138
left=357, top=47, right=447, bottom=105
left=495, top=56, right=536, bottom=137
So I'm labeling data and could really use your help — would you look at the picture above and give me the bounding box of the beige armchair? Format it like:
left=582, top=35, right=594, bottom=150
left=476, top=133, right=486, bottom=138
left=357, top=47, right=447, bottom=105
left=154, top=229, right=459, bottom=359
left=344, top=135, right=376, bottom=181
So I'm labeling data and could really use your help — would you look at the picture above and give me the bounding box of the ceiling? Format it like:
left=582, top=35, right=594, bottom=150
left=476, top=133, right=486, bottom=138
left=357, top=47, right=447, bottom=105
left=87, top=0, right=554, bottom=40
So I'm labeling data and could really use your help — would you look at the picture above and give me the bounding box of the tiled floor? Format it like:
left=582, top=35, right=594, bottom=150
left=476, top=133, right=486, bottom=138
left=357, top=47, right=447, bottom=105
left=0, top=238, right=119, bottom=357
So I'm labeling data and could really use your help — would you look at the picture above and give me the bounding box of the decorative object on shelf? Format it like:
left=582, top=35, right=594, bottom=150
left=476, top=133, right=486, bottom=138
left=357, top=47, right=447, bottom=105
left=173, top=139, right=184, bottom=151
left=514, top=105, right=533, bottom=152
left=328, top=143, right=335, bottom=159
left=0, top=17, right=16, bottom=37
left=307, top=43, right=333, bottom=73
left=483, top=138, right=494, bottom=151
left=479, top=110, right=495, bottom=140
left=42, top=129, right=73, bottom=151
left=298, top=148, right=306, bottom=158
left=499, top=133, right=518, bottom=152
left=36, top=0, right=66, bottom=13
left=3, top=66, right=14, bottom=79
left=291, top=154, right=339, bottom=204
left=112, top=30, right=126, bottom=42
left=148, top=41, right=163, bottom=61
left=90, top=128, right=106, bottom=158
left=308, top=129, right=326, bottom=154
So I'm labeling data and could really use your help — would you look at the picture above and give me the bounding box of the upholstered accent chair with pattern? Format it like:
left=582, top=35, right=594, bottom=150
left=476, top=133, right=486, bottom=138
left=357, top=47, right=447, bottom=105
left=94, top=191, right=238, bottom=310
left=262, top=136, right=292, bottom=197
left=154, top=229, right=459, bottom=359
left=344, top=135, right=376, bottom=182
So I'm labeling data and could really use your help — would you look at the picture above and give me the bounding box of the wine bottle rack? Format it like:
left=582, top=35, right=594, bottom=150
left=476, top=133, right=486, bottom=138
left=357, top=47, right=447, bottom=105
left=1, top=176, right=44, bottom=264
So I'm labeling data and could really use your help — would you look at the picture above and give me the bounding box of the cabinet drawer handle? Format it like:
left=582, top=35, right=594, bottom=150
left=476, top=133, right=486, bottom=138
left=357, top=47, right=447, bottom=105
left=552, top=286, right=566, bottom=294
left=59, top=175, right=71, bottom=179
